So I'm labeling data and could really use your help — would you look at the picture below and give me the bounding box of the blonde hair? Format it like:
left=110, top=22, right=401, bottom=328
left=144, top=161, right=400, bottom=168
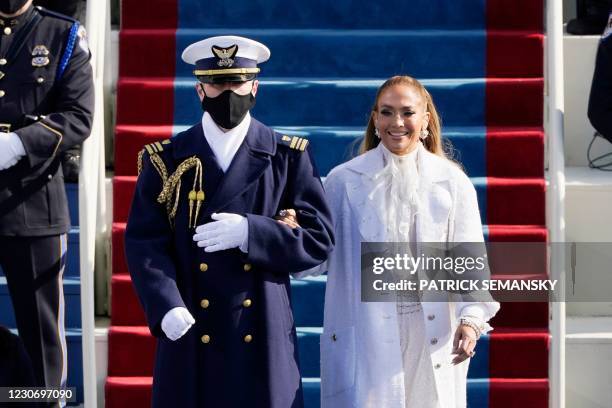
left=360, top=76, right=447, bottom=158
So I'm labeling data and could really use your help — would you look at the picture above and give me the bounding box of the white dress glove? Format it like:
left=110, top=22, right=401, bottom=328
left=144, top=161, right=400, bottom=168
left=161, top=307, right=195, bottom=341
left=193, top=212, right=249, bottom=253
left=0, top=132, right=26, bottom=170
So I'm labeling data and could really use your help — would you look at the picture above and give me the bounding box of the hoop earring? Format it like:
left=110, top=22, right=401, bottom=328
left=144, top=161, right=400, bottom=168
left=420, top=129, right=429, bottom=140
left=374, top=128, right=380, bottom=139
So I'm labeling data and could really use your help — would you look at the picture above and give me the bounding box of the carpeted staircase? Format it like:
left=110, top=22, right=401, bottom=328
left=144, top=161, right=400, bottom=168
left=106, top=0, right=549, bottom=406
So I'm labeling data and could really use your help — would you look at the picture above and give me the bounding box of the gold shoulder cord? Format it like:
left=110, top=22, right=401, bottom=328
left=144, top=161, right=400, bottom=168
left=138, top=147, right=205, bottom=229
left=156, top=156, right=204, bottom=228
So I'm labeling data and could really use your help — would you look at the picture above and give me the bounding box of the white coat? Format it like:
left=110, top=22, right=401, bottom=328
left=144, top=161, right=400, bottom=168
left=316, top=143, right=500, bottom=408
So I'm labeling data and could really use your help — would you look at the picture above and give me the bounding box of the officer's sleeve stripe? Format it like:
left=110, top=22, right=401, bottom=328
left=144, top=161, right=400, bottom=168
left=298, top=138, right=308, bottom=151
left=37, top=121, right=63, bottom=158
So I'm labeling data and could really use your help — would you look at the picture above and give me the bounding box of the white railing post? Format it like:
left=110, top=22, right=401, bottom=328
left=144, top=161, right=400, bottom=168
left=80, top=0, right=109, bottom=406
left=545, top=1, right=566, bottom=407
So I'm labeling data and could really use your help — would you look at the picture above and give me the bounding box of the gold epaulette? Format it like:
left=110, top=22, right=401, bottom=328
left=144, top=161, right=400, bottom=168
left=279, top=134, right=309, bottom=152
left=137, top=139, right=171, bottom=176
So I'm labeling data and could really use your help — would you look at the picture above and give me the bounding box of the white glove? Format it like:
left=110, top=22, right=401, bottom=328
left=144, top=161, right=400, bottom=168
left=193, top=212, right=249, bottom=253
left=0, top=132, right=26, bottom=170
left=161, top=307, right=195, bottom=341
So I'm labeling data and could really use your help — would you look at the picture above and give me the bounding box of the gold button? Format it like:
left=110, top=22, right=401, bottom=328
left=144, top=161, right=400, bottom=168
left=3, top=27, right=11, bottom=35
left=201, top=334, right=210, bottom=344
left=0, top=90, right=5, bottom=98
left=199, top=263, right=208, bottom=272
left=200, top=299, right=210, bottom=309
left=243, top=334, right=253, bottom=343
left=243, top=263, right=252, bottom=272
left=36, top=77, right=44, bottom=84
left=242, top=299, right=252, bottom=308
left=0, top=59, right=6, bottom=65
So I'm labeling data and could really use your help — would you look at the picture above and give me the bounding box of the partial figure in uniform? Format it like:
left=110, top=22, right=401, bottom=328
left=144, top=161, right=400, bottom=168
left=33, top=0, right=87, bottom=182
left=0, top=0, right=94, bottom=405
left=589, top=10, right=612, bottom=141
left=311, top=76, right=499, bottom=408
left=587, top=11, right=612, bottom=170
left=567, top=0, right=612, bottom=35
left=125, top=35, right=334, bottom=408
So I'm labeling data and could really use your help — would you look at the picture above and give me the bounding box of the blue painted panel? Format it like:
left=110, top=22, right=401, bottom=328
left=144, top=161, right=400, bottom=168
left=173, top=78, right=486, bottom=128
left=65, top=183, right=79, bottom=227
left=174, top=29, right=486, bottom=79
left=177, top=0, right=486, bottom=30
left=0, top=277, right=82, bottom=329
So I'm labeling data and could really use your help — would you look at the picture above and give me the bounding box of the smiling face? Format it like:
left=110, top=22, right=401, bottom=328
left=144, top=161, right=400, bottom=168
left=373, top=84, right=430, bottom=156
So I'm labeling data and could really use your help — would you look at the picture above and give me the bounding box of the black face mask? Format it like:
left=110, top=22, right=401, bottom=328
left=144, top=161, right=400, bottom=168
left=201, top=86, right=256, bottom=130
left=0, top=0, right=30, bottom=15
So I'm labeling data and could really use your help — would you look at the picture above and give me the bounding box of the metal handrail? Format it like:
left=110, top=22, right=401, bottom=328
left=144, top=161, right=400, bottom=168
left=79, top=0, right=109, bottom=405
left=545, top=1, right=566, bottom=407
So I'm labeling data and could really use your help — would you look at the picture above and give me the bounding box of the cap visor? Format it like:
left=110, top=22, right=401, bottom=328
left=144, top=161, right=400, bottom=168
left=197, top=74, right=257, bottom=84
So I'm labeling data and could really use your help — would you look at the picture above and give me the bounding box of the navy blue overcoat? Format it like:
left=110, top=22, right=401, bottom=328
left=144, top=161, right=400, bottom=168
left=125, top=118, right=334, bottom=408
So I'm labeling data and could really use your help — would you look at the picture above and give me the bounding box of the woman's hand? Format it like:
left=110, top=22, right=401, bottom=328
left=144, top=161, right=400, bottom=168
left=451, top=324, right=478, bottom=365
left=274, top=208, right=300, bottom=229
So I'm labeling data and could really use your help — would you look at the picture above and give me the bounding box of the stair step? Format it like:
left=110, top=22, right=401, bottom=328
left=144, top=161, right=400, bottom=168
left=105, top=375, right=547, bottom=408
left=110, top=267, right=549, bottom=330
left=106, top=324, right=547, bottom=379
left=105, top=376, right=152, bottom=408
left=66, top=183, right=79, bottom=227
left=114, top=125, right=544, bottom=178
left=111, top=222, right=548, bottom=281
left=116, top=77, right=543, bottom=128
left=0, top=277, right=82, bottom=328
left=0, top=228, right=80, bottom=278
left=120, top=29, right=542, bottom=79
left=111, top=174, right=545, bottom=226
left=121, top=0, right=543, bottom=31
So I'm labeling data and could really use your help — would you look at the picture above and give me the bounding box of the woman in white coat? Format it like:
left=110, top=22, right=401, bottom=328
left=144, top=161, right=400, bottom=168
left=317, top=76, right=500, bottom=408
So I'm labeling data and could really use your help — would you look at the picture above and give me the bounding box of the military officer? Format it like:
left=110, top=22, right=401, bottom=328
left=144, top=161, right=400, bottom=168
left=125, top=35, right=334, bottom=408
left=0, top=0, right=94, bottom=403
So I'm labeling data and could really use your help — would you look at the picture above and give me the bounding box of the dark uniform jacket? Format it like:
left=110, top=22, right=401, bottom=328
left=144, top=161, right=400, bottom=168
left=125, top=119, right=334, bottom=408
left=588, top=12, right=612, bottom=143
left=0, top=6, right=94, bottom=236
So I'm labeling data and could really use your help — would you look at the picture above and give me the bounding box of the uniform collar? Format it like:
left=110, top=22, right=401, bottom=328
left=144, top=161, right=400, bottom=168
left=172, top=115, right=276, bottom=160
left=201, top=111, right=251, bottom=171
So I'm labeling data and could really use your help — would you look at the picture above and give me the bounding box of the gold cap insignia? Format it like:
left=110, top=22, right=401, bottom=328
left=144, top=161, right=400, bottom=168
left=211, top=44, right=238, bottom=68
